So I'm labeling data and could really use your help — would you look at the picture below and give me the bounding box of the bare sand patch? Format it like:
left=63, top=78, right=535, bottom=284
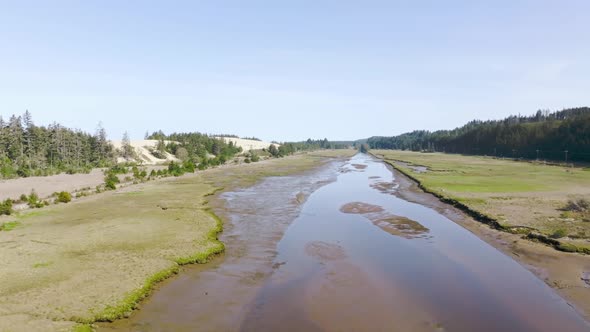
left=0, top=166, right=167, bottom=202
left=340, top=201, right=430, bottom=239
left=216, top=137, right=278, bottom=152
left=369, top=214, right=431, bottom=239
left=340, top=202, right=384, bottom=214
left=111, top=139, right=179, bottom=165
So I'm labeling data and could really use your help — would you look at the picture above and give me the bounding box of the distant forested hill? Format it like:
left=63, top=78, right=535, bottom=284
left=367, top=107, right=590, bottom=162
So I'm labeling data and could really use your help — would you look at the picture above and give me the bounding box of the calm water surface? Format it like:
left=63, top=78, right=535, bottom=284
left=105, top=153, right=589, bottom=332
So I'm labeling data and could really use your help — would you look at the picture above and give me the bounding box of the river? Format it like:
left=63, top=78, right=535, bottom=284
left=102, top=153, right=589, bottom=331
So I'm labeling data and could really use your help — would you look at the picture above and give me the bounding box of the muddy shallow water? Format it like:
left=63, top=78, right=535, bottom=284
left=103, top=154, right=589, bottom=332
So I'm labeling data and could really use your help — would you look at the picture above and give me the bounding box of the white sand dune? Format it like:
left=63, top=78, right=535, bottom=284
left=216, top=137, right=279, bottom=152
left=111, top=140, right=179, bottom=165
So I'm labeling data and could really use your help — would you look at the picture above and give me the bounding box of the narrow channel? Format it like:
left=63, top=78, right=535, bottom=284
left=104, top=153, right=589, bottom=332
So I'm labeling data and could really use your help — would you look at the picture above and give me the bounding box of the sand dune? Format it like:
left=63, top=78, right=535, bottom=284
left=216, top=137, right=279, bottom=152
left=110, top=139, right=179, bottom=165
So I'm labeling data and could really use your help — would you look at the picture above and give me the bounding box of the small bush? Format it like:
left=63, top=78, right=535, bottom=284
left=0, top=199, right=13, bottom=215
left=104, top=173, right=120, bottom=191
left=168, top=161, right=184, bottom=177
left=550, top=229, right=567, bottom=239
left=248, top=150, right=260, bottom=162
left=183, top=160, right=196, bottom=173
left=109, top=164, right=129, bottom=174
left=19, top=194, right=28, bottom=202
left=56, top=191, right=72, bottom=203
left=563, top=198, right=590, bottom=212
left=27, top=190, right=44, bottom=209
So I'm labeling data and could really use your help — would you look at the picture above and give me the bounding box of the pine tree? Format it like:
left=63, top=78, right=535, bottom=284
left=22, top=110, right=34, bottom=167
left=121, top=131, right=134, bottom=160
left=7, top=115, right=24, bottom=161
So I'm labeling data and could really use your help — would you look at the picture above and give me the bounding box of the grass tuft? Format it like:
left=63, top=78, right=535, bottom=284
left=0, top=221, right=19, bottom=231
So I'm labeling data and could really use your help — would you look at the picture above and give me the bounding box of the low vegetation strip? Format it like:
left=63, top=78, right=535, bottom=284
left=371, top=150, right=590, bottom=254
left=0, top=149, right=355, bottom=332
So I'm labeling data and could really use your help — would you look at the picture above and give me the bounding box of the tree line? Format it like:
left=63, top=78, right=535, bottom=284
left=367, top=107, right=590, bottom=162
left=0, top=111, right=353, bottom=179
left=146, top=131, right=243, bottom=166
left=0, top=111, right=114, bottom=178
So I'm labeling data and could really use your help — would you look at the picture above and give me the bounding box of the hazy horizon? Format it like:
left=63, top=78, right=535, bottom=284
left=1, top=1, right=588, bottom=141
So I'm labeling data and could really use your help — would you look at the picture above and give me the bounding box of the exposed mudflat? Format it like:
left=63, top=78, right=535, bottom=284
left=339, top=201, right=384, bottom=214
left=100, top=161, right=341, bottom=332
left=102, top=153, right=590, bottom=332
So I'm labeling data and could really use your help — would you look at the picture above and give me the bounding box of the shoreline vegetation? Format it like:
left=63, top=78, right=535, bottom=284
left=0, top=150, right=355, bottom=332
left=370, top=150, right=590, bottom=254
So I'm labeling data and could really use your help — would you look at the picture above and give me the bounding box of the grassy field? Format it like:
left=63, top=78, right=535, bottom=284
left=371, top=150, right=590, bottom=253
left=0, top=150, right=355, bottom=332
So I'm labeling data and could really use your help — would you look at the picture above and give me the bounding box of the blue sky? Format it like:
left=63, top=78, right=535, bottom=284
left=0, top=1, right=588, bottom=141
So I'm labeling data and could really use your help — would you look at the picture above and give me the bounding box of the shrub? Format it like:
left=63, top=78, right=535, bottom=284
left=19, top=194, right=28, bottom=203
left=150, top=148, right=167, bottom=159
left=168, top=161, right=184, bottom=177
left=247, top=150, right=260, bottom=162
left=108, top=165, right=129, bottom=175
left=0, top=199, right=13, bottom=215
left=244, top=158, right=251, bottom=164
left=17, top=167, right=32, bottom=178
left=268, top=144, right=279, bottom=157
left=183, top=160, right=196, bottom=173
left=104, top=173, right=120, bottom=190
left=563, top=198, right=590, bottom=212
left=56, top=191, right=72, bottom=203
left=551, top=229, right=567, bottom=239
left=27, top=190, right=44, bottom=208
left=175, top=147, right=189, bottom=161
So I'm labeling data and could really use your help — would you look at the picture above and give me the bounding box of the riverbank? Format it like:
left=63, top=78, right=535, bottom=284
left=371, top=150, right=590, bottom=253
left=99, top=155, right=344, bottom=331
left=0, top=150, right=355, bottom=332
left=371, top=150, right=590, bottom=320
